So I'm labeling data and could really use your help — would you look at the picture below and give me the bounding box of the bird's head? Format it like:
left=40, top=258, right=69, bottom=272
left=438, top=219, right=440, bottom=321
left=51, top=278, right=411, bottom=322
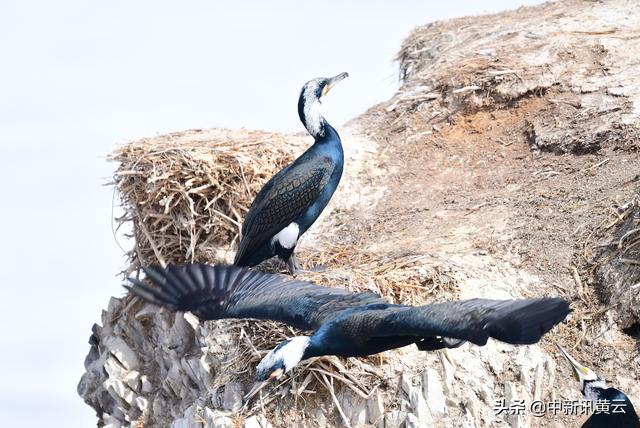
left=556, top=344, right=606, bottom=398
left=298, top=72, right=349, bottom=139
left=244, top=336, right=311, bottom=402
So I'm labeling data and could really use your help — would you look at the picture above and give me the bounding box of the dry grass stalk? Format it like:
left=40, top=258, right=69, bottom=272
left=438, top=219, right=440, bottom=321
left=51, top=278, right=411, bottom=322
left=110, top=128, right=306, bottom=275
left=296, top=244, right=459, bottom=306
left=225, top=245, right=460, bottom=415
left=551, top=197, right=640, bottom=352
left=111, top=129, right=462, bottom=419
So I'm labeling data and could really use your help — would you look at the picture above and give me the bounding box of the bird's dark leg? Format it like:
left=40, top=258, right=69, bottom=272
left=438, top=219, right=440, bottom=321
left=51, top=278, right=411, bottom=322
left=416, top=337, right=466, bottom=351
left=416, top=337, right=447, bottom=351
left=286, top=252, right=301, bottom=276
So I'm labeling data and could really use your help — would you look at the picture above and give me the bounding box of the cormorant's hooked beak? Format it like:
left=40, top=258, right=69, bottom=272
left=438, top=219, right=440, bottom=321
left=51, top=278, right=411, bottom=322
left=556, top=344, right=598, bottom=384
left=243, top=380, right=270, bottom=403
left=243, top=368, right=284, bottom=403
left=322, top=72, right=349, bottom=97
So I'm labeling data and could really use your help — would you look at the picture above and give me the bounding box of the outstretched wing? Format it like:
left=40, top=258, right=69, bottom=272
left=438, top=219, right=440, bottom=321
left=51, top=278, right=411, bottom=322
left=338, top=298, right=570, bottom=346
left=125, top=263, right=386, bottom=331
left=234, top=156, right=335, bottom=265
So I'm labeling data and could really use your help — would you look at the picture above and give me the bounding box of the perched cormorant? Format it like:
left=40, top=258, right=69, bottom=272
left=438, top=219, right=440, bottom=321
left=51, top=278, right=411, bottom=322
left=234, top=72, right=349, bottom=274
left=557, top=345, right=639, bottom=428
left=126, top=264, right=571, bottom=400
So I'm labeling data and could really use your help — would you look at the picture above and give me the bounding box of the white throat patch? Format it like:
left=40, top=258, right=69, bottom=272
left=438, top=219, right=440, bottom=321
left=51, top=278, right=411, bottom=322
left=304, top=98, right=323, bottom=137
left=256, top=336, right=311, bottom=377
left=302, top=81, right=324, bottom=138
left=273, top=222, right=299, bottom=249
left=279, top=336, right=311, bottom=372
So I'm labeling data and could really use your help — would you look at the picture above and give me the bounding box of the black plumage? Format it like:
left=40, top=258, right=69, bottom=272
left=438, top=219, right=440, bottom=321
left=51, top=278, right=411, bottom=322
left=233, top=73, right=348, bottom=274
left=582, top=389, right=639, bottom=428
left=129, top=263, right=382, bottom=331
left=233, top=157, right=336, bottom=270
left=128, top=264, right=569, bottom=356
left=557, top=345, right=639, bottom=428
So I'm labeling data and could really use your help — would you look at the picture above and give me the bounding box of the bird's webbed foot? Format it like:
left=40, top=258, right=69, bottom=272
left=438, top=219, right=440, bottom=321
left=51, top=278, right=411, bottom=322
left=416, top=337, right=466, bottom=351
left=285, top=253, right=301, bottom=276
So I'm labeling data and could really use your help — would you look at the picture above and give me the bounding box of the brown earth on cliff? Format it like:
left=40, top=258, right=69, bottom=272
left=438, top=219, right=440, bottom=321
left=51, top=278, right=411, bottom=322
left=80, top=1, right=640, bottom=427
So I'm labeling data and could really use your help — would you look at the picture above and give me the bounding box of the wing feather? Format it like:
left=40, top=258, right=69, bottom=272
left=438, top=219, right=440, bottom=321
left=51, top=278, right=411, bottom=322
left=234, top=157, right=334, bottom=265
left=125, top=263, right=387, bottom=331
left=338, top=298, right=570, bottom=346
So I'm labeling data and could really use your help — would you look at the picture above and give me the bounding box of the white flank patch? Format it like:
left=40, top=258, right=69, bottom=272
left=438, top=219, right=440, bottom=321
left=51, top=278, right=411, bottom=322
left=273, top=222, right=299, bottom=249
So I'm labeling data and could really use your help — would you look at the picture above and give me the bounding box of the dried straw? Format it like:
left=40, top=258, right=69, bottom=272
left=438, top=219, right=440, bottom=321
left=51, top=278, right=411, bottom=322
left=110, top=128, right=460, bottom=420
left=232, top=244, right=459, bottom=415
left=110, top=128, right=306, bottom=275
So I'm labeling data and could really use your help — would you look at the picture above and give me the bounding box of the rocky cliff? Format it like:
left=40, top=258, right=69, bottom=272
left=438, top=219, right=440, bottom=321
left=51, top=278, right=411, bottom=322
left=79, top=1, right=640, bottom=427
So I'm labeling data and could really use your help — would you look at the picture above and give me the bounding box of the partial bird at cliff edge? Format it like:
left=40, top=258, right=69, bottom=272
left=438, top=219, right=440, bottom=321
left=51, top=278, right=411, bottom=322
left=233, top=72, right=349, bottom=275
left=126, top=263, right=571, bottom=402
left=557, top=344, right=639, bottom=428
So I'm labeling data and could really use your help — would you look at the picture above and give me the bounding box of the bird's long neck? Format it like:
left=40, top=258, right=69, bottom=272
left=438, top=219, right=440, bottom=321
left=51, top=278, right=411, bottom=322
left=298, top=95, right=330, bottom=140
left=583, top=380, right=608, bottom=402
left=301, top=334, right=327, bottom=360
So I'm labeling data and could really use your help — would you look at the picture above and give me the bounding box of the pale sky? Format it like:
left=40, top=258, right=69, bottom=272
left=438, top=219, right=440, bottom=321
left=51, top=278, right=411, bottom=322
left=0, top=1, right=544, bottom=426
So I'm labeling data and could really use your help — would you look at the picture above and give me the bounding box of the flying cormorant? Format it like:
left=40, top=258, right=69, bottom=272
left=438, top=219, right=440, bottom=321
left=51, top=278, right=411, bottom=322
left=557, top=345, right=639, bottom=427
left=234, top=72, right=349, bottom=274
left=126, top=264, right=571, bottom=401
